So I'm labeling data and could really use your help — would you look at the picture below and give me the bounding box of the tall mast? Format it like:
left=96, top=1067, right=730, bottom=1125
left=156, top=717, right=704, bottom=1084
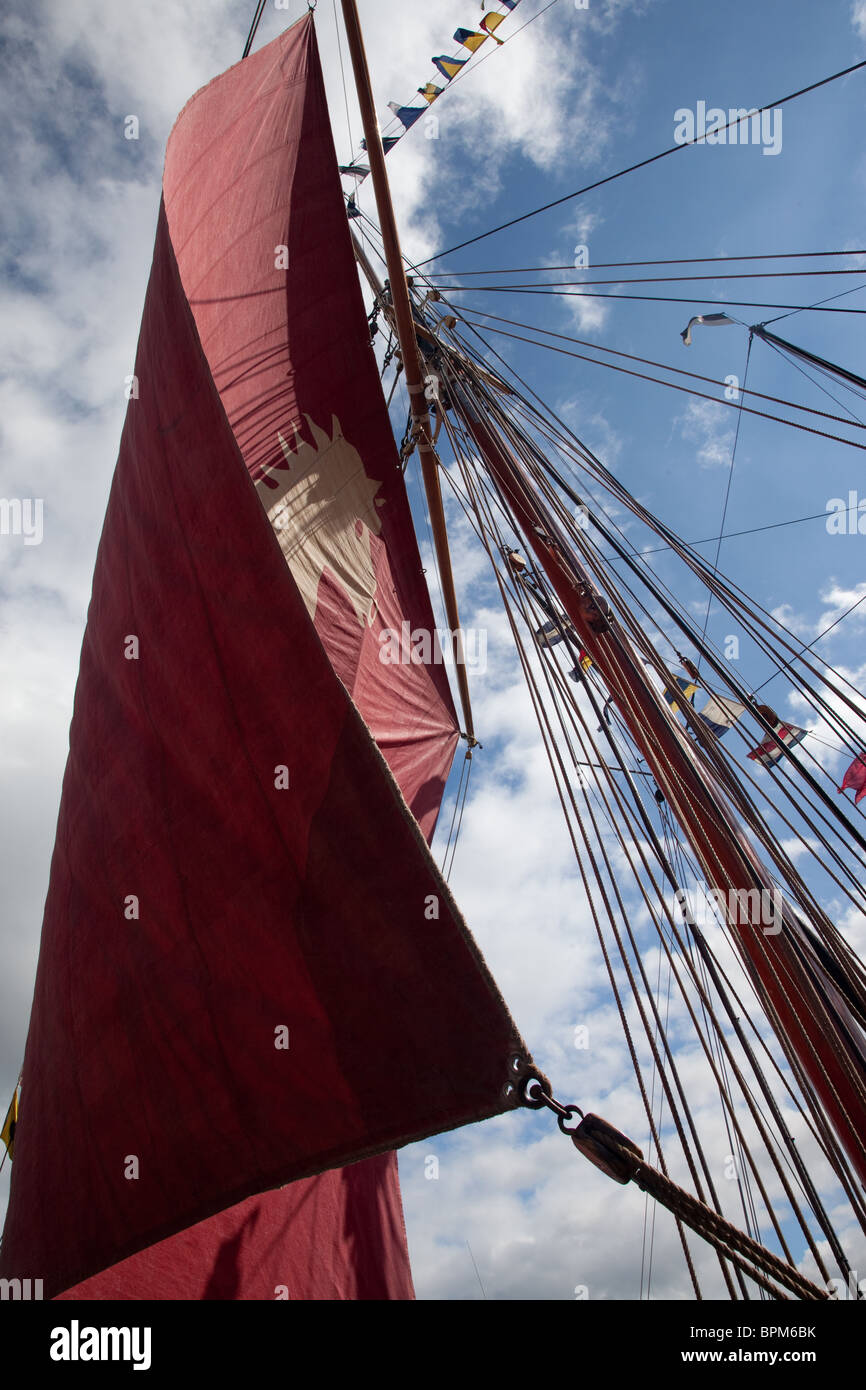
left=339, top=0, right=476, bottom=745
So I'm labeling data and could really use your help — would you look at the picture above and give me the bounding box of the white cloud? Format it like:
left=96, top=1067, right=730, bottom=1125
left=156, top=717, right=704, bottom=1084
left=852, top=2, right=866, bottom=40
left=675, top=398, right=735, bottom=469
left=558, top=394, right=624, bottom=462
left=370, top=0, right=650, bottom=262
left=772, top=580, right=866, bottom=645
left=554, top=210, right=612, bottom=333
left=817, top=581, right=866, bottom=633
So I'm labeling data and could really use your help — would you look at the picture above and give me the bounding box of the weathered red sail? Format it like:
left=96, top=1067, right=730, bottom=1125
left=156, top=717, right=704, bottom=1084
left=164, top=13, right=459, bottom=840
left=0, top=16, right=535, bottom=1301
left=55, top=1159, right=415, bottom=1301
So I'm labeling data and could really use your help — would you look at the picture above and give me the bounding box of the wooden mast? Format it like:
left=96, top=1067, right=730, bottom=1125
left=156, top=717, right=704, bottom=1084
left=339, top=0, right=476, bottom=745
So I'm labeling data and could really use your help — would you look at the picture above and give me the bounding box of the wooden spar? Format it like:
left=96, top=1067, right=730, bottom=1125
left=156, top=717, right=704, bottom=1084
left=456, top=397, right=866, bottom=1185
left=339, top=0, right=476, bottom=745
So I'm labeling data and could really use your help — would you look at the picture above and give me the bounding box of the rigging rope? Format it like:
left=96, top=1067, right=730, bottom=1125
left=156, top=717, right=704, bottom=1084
left=437, top=284, right=866, bottom=315
left=696, top=334, right=753, bottom=671
left=607, top=511, right=840, bottom=558
left=753, top=590, right=866, bottom=696
left=422, top=250, right=866, bottom=277
left=435, top=304, right=866, bottom=863
left=440, top=269, right=866, bottom=288
left=415, top=59, right=866, bottom=266
left=452, top=314, right=866, bottom=451
left=441, top=308, right=866, bottom=958
left=760, top=280, right=866, bottom=327
left=441, top=303, right=866, bottom=740
left=242, top=0, right=268, bottom=59
left=439, top=358, right=861, bottom=1289
left=441, top=749, right=473, bottom=881
left=457, top=306, right=866, bottom=432
left=332, top=0, right=356, bottom=159
left=760, top=338, right=866, bottom=428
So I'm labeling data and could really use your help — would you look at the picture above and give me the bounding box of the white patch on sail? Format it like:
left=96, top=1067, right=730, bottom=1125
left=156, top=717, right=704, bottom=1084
left=256, top=415, right=385, bottom=628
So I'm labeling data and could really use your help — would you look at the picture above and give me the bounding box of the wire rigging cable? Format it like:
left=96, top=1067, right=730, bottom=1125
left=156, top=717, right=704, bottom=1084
left=242, top=0, right=268, bottom=58
left=696, top=334, right=753, bottom=670
left=437, top=285, right=866, bottom=315
left=432, top=304, right=866, bottom=863
left=332, top=0, right=356, bottom=158
left=451, top=314, right=866, bottom=452
left=414, top=58, right=866, bottom=266
left=457, top=306, right=866, bottom=432
left=422, top=250, right=866, bottom=276
left=437, top=269, right=866, bottom=287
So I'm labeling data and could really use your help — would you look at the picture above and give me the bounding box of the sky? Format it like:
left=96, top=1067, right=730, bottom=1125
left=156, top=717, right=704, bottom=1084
left=2, top=0, right=866, bottom=1302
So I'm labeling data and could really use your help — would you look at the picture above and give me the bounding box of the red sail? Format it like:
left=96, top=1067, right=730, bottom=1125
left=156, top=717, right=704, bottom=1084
left=55, top=1160, right=415, bottom=1301
left=164, top=13, right=459, bottom=841
left=0, top=17, right=534, bottom=1300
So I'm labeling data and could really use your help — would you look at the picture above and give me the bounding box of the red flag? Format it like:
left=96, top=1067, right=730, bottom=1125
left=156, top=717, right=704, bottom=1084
left=0, top=16, right=539, bottom=1301
left=838, top=753, right=866, bottom=803
left=746, top=720, right=807, bottom=766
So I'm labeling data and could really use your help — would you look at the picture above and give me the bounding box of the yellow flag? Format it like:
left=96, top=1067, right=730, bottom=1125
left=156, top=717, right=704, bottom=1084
left=432, top=55, right=467, bottom=81
left=2, top=1089, right=18, bottom=1161
left=454, top=28, right=488, bottom=53
left=480, top=13, right=506, bottom=41
left=664, top=676, right=698, bottom=717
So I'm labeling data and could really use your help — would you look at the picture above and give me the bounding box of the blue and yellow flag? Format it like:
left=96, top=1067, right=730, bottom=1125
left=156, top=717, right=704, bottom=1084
left=479, top=13, right=506, bottom=41
left=664, top=675, right=698, bottom=716
left=418, top=83, right=443, bottom=105
left=454, top=28, right=488, bottom=53
left=2, top=1089, right=18, bottom=1161
left=432, top=54, right=468, bottom=81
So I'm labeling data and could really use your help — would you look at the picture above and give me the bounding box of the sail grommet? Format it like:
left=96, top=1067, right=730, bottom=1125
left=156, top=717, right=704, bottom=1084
left=503, top=1055, right=535, bottom=1106
left=505, top=1053, right=549, bottom=1109
left=517, top=1072, right=552, bottom=1109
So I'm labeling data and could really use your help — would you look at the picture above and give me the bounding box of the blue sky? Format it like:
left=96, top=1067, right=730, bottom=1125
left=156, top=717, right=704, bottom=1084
left=1, top=0, right=865, bottom=1301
